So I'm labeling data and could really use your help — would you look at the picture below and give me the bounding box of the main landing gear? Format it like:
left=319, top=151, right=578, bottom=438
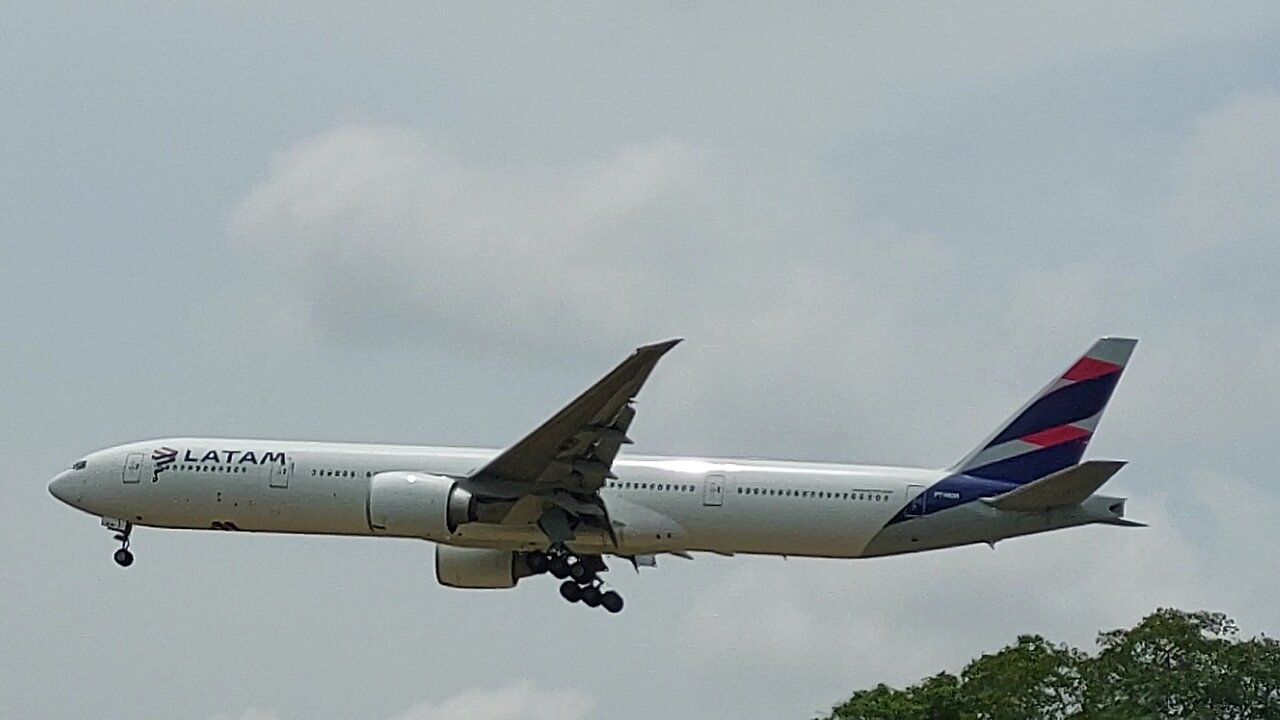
left=558, top=579, right=624, bottom=613
left=103, top=517, right=134, bottom=567
left=527, top=546, right=623, bottom=613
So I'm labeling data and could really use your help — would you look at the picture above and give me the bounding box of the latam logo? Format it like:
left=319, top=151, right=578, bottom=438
left=152, top=446, right=178, bottom=481
left=180, top=449, right=288, bottom=465
left=150, top=447, right=288, bottom=482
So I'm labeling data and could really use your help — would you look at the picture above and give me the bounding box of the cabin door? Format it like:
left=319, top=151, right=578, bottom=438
left=905, top=484, right=927, bottom=517
left=703, top=474, right=725, bottom=506
left=269, top=462, right=291, bottom=489
left=122, top=453, right=144, bottom=484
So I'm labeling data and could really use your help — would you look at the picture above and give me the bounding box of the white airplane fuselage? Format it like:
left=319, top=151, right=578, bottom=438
left=48, top=437, right=1127, bottom=560
left=49, top=337, right=1141, bottom=611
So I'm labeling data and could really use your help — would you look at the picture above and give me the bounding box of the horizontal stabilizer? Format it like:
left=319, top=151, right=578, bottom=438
left=983, top=460, right=1127, bottom=512
left=1100, top=517, right=1148, bottom=528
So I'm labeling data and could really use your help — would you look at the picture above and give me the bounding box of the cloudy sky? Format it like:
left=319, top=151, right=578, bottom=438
left=3, top=3, right=1280, bottom=719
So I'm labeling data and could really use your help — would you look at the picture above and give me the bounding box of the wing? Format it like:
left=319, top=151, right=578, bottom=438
left=471, top=338, right=681, bottom=491
left=465, top=339, right=681, bottom=547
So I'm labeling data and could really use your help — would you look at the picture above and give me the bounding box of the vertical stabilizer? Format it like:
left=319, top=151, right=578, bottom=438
left=951, top=337, right=1137, bottom=485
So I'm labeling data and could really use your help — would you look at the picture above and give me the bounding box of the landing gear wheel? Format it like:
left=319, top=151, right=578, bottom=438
left=106, top=519, right=135, bottom=568
left=580, top=585, right=602, bottom=607
left=527, top=552, right=550, bottom=574
left=559, top=580, right=582, bottom=603
left=549, top=556, right=571, bottom=579
left=568, top=561, right=593, bottom=583
left=601, top=591, right=624, bottom=614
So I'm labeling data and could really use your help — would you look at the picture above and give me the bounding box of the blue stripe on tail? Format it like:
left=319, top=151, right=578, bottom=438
left=965, top=438, right=1091, bottom=484
left=985, top=373, right=1122, bottom=448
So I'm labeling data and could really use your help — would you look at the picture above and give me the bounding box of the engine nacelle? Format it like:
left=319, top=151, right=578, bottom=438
left=435, top=545, right=524, bottom=589
left=366, top=471, right=475, bottom=540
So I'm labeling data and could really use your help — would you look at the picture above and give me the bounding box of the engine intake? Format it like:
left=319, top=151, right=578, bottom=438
left=366, top=472, right=475, bottom=540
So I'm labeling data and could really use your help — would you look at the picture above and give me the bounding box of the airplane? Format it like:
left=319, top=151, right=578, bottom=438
left=49, top=337, right=1141, bottom=613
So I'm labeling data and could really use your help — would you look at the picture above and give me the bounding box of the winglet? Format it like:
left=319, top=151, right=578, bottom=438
left=638, top=338, right=683, bottom=355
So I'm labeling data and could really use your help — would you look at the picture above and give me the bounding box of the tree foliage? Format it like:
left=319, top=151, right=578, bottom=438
left=824, top=608, right=1280, bottom=720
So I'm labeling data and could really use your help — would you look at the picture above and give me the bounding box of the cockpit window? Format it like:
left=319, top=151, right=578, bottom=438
left=71, top=460, right=87, bottom=471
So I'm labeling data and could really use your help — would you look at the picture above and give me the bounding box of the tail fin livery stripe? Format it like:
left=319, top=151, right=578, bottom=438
left=962, top=438, right=1040, bottom=469
left=985, top=372, right=1122, bottom=447
left=1062, top=356, right=1123, bottom=382
left=1019, top=423, right=1092, bottom=447
left=962, top=411, right=1100, bottom=470
left=952, top=337, right=1137, bottom=485
left=965, top=438, right=1092, bottom=484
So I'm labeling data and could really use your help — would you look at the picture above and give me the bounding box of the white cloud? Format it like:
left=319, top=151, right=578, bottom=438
left=229, top=122, right=1022, bottom=464
left=209, top=683, right=595, bottom=720
left=227, top=3, right=1280, bottom=157
left=1174, top=90, right=1280, bottom=251
left=391, top=682, right=595, bottom=720
left=209, top=711, right=281, bottom=720
left=228, top=82, right=1280, bottom=470
left=230, top=126, right=705, bottom=349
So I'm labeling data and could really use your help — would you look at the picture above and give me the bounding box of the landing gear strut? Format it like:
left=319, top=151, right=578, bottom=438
left=530, top=546, right=623, bottom=613
left=104, top=518, right=134, bottom=567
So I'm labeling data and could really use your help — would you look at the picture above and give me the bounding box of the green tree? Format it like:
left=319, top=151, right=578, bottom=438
left=828, top=673, right=962, bottom=720
left=822, top=609, right=1280, bottom=720
left=960, top=635, right=1085, bottom=720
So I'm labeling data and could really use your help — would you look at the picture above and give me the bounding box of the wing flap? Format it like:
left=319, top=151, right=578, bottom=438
left=982, top=460, right=1127, bottom=512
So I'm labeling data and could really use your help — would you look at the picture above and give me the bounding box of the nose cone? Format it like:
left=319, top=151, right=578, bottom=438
left=48, top=470, right=80, bottom=507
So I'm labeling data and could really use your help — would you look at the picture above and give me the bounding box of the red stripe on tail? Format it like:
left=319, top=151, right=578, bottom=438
left=1062, top=356, right=1121, bottom=382
left=1021, top=424, right=1092, bottom=447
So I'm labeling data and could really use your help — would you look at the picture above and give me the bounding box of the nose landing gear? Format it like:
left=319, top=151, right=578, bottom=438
left=102, top=517, right=134, bottom=567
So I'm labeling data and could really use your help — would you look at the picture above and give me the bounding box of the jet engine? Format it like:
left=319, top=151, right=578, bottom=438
left=366, top=471, right=476, bottom=540
left=435, top=545, right=533, bottom=589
